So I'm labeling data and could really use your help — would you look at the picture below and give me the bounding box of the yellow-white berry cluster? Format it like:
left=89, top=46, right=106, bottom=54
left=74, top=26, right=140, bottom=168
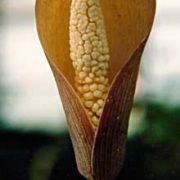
left=69, top=0, right=110, bottom=127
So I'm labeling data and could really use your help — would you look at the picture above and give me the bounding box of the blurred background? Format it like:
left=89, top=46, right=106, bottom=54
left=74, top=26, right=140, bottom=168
left=0, top=0, right=179, bottom=180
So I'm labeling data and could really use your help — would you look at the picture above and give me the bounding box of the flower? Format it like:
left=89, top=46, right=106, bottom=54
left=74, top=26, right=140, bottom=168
left=35, top=0, right=156, bottom=179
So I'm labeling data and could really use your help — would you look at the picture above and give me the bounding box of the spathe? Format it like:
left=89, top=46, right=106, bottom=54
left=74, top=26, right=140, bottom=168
left=35, top=0, right=156, bottom=179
